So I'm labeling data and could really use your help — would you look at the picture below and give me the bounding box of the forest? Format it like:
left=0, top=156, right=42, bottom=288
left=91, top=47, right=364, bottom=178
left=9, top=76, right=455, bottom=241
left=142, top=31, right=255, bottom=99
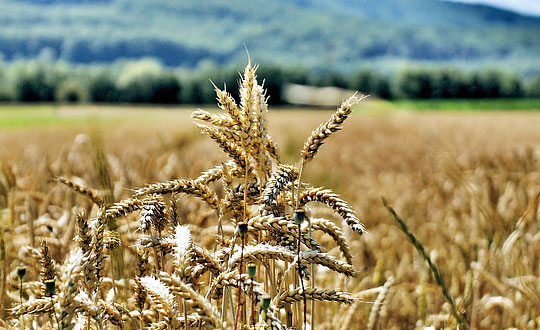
left=0, top=59, right=539, bottom=104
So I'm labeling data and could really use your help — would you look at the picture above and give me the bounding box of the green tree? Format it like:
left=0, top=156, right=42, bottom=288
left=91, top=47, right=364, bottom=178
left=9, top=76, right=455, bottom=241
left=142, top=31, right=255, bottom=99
left=89, top=72, right=119, bottom=103
left=395, top=68, right=434, bottom=99
left=56, top=79, right=89, bottom=103
left=528, top=73, right=540, bottom=97
left=13, top=63, right=65, bottom=102
left=350, top=69, right=392, bottom=99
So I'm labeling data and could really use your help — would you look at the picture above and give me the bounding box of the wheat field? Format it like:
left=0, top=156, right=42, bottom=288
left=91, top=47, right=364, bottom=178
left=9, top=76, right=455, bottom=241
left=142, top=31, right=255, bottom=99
left=2, top=64, right=540, bottom=329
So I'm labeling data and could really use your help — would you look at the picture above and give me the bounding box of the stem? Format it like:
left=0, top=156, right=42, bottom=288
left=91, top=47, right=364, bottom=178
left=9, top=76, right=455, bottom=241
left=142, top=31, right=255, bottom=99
left=295, top=159, right=306, bottom=210
left=220, top=294, right=227, bottom=330
left=158, top=230, right=165, bottom=271
left=19, top=278, right=23, bottom=304
left=50, top=296, right=61, bottom=330
left=227, top=287, right=236, bottom=327
left=0, top=223, right=6, bottom=319
left=297, top=224, right=307, bottom=330
left=309, top=223, right=315, bottom=329
left=234, top=235, right=246, bottom=330
left=250, top=279, right=255, bottom=327
left=183, top=298, right=188, bottom=330
left=19, top=278, right=25, bottom=328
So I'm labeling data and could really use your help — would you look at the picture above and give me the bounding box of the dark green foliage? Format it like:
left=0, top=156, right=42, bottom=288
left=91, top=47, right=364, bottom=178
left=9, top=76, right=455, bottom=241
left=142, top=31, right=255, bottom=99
left=256, top=66, right=285, bottom=104
left=118, top=73, right=181, bottom=104
left=114, top=60, right=182, bottom=104
left=349, top=69, right=392, bottom=99
left=528, top=73, right=540, bottom=97
left=88, top=72, right=119, bottom=103
left=393, top=67, right=528, bottom=99
left=395, top=68, right=434, bottom=99
left=13, top=64, right=66, bottom=102
left=311, top=71, right=349, bottom=89
left=56, top=79, right=88, bottom=103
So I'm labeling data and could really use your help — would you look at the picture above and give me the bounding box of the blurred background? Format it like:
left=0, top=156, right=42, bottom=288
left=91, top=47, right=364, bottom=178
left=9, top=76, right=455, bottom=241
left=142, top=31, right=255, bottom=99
left=0, top=0, right=539, bottom=106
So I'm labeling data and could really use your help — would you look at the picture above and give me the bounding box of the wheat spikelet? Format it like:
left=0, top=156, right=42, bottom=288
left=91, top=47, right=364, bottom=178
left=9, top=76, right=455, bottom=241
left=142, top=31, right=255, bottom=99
left=98, top=300, right=122, bottom=326
left=56, top=176, right=103, bottom=205
left=227, top=244, right=355, bottom=277
left=139, top=196, right=166, bottom=233
left=139, top=276, right=175, bottom=319
left=11, top=298, right=52, bottom=316
left=207, top=271, right=237, bottom=299
left=213, top=82, right=243, bottom=125
left=194, top=160, right=235, bottom=185
left=223, top=181, right=261, bottom=219
left=135, top=250, right=150, bottom=311
left=57, top=250, right=84, bottom=329
left=134, top=179, right=220, bottom=210
left=259, top=165, right=298, bottom=212
left=73, top=290, right=100, bottom=320
left=301, top=251, right=357, bottom=278
left=103, top=230, right=121, bottom=250
left=367, top=276, right=394, bottom=330
left=247, top=82, right=273, bottom=179
left=147, top=320, right=168, bottom=330
left=239, top=61, right=258, bottom=131
left=299, top=187, right=365, bottom=234
left=91, top=214, right=107, bottom=289
left=137, top=236, right=174, bottom=254
left=247, top=215, right=323, bottom=251
left=39, top=241, right=56, bottom=297
left=339, top=286, right=390, bottom=330
left=198, top=125, right=251, bottom=174
left=159, top=272, right=220, bottom=327
left=265, top=134, right=281, bottom=162
left=229, top=244, right=295, bottom=268
left=309, top=217, right=353, bottom=264
left=300, top=94, right=365, bottom=162
left=192, top=109, right=237, bottom=129
left=103, top=198, right=143, bottom=220
left=173, top=225, right=194, bottom=279
left=275, top=287, right=353, bottom=308
left=75, top=211, right=92, bottom=249
left=192, top=245, right=222, bottom=274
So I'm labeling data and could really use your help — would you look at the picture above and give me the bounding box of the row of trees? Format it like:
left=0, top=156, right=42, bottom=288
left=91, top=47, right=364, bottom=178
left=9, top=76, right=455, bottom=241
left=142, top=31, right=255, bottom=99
left=0, top=59, right=540, bottom=104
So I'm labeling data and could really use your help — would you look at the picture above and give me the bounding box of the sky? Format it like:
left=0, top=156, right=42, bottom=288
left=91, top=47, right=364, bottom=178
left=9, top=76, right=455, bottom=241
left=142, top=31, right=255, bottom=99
left=449, top=0, right=540, bottom=16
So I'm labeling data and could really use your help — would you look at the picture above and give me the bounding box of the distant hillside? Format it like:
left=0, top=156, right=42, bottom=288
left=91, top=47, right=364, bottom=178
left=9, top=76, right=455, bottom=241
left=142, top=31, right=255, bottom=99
left=1, top=0, right=540, bottom=72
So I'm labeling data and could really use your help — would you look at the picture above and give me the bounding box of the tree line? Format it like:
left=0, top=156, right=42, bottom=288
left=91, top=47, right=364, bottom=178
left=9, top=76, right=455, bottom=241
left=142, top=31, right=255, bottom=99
left=0, top=59, right=539, bottom=104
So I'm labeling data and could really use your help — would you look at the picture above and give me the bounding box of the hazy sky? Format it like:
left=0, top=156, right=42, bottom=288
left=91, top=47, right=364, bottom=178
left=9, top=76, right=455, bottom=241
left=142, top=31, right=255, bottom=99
left=449, top=0, right=540, bottom=16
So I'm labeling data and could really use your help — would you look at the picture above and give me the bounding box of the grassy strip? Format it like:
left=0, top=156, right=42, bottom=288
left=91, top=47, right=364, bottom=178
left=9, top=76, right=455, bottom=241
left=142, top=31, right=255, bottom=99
left=0, top=107, right=87, bottom=128
left=392, top=98, right=540, bottom=111
left=0, top=105, right=184, bottom=128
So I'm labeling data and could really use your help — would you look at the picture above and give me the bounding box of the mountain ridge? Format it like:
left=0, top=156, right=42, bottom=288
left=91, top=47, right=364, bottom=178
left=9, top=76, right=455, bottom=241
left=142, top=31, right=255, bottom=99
left=1, top=0, right=539, bottom=72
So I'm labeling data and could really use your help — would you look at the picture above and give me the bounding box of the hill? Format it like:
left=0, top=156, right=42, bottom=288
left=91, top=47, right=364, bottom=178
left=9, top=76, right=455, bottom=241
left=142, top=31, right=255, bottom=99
left=1, top=0, right=540, bottom=72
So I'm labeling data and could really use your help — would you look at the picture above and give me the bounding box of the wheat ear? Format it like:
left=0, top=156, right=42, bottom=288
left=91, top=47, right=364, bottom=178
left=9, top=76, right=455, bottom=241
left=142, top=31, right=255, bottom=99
left=56, top=176, right=103, bottom=205
left=299, top=187, right=365, bottom=234
left=300, top=94, right=366, bottom=162
left=134, top=179, right=220, bottom=210
left=274, top=287, right=353, bottom=308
